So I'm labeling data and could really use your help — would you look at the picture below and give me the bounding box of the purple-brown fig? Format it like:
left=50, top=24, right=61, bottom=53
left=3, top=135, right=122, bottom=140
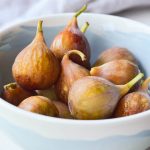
left=50, top=5, right=91, bottom=68
left=18, top=96, right=58, bottom=116
left=56, top=50, right=90, bottom=104
left=93, top=47, right=137, bottom=66
left=114, top=92, right=150, bottom=117
left=68, top=73, right=144, bottom=120
left=90, top=59, right=139, bottom=85
left=53, top=101, right=72, bottom=119
left=12, top=20, right=60, bottom=90
left=1, top=82, right=36, bottom=106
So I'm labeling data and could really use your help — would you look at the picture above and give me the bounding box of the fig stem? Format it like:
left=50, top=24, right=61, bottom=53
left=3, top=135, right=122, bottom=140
left=37, top=20, right=43, bottom=32
left=142, top=77, right=150, bottom=90
left=65, top=50, right=86, bottom=61
left=74, top=4, right=87, bottom=18
left=81, top=22, right=89, bottom=33
left=4, top=83, right=17, bottom=90
left=118, top=73, right=144, bottom=97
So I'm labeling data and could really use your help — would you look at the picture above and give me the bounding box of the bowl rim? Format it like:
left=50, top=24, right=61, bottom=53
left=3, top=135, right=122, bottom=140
left=1, top=13, right=150, bottom=125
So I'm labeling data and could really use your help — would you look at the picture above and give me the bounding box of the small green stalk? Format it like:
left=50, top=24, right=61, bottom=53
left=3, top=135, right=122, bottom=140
left=81, top=22, right=89, bottom=33
left=74, top=4, right=87, bottom=18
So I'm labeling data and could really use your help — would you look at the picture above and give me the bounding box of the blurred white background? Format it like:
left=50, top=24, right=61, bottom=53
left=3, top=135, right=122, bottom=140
left=1, top=0, right=150, bottom=27
left=0, top=0, right=150, bottom=149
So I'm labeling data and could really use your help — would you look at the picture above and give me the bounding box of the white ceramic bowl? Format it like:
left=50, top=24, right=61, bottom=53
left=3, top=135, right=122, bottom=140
left=0, top=13, right=150, bottom=150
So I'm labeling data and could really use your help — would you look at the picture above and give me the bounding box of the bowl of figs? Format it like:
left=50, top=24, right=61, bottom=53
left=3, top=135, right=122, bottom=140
left=0, top=5, right=150, bottom=150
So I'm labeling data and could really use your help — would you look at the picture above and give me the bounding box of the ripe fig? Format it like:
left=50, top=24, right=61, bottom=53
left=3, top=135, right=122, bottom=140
left=1, top=82, right=36, bottom=106
left=12, top=20, right=60, bottom=90
left=18, top=96, right=58, bottom=116
left=53, top=101, right=72, bottom=119
left=68, top=73, right=144, bottom=120
left=56, top=50, right=90, bottom=103
left=36, top=85, right=58, bottom=101
left=50, top=5, right=91, bottom=68
left=114, top=92, right=150, bottom=117
left=90, top=59, right=139, bottom=85
left=93, top=47, right=137, bottom=66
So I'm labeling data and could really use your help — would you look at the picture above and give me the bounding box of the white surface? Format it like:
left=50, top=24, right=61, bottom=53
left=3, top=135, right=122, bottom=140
left=0, top=7, right=150, bottom=150
left=1, top=0, right=150, bottom=27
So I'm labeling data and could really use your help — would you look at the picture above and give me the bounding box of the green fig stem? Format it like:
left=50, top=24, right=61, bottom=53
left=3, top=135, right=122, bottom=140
left=81, top=22, right=89, bottom=33
left=74, top=4, right=87, bottom=18
left=118, top=73, right=144, bottom=97
left=4, top=83, right=17, bottom=90
left=65, top=50, right=86, bottom=62
left=37, top=20, right=43, bottom=33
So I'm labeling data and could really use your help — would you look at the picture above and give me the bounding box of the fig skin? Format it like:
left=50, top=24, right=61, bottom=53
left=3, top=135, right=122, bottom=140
left=18, top=96, right=59, bottom=116
left=93, top=47, right=137, bottom=66
left=68, top=73, right=143, bottom=120
left=12, top=20, right=60, bottom=90
left=140, top=77, right=150, bottom=91
left=36, top=86, right=58, bottom=101
left=50, top=5, right=91, bottom=68
left=56, top=50, right=90, bottom=104
left=1, top=82, right=36, bottom=106
left=90, top=59, right=139, bottom=85
left=114, top=92, right=150, bottom=117
left=53, top=101, right=72, bottom=119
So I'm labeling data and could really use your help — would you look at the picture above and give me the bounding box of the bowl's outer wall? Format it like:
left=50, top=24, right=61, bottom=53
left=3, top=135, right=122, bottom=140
left=0, top=14, right=150, bottom=149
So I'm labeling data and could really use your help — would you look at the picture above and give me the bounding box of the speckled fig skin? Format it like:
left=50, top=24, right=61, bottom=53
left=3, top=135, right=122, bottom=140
left=1, top=82, right=36, bottom=106
left=12, top=20, right=60, bottom=90
left=93, top=47, right=137, bottom=67
left=50, top=5, right=91, bottom=68
left=68, top=73, right=144, bottom=120
left=18, top=96, right=58, bottom=116
left=114, top=92, right=150, bottom=117
left=53, top=101, right=72, bottom=119
left=90, top=59, right=139, bottom=85
left=56, top=50, right=90, bottom=104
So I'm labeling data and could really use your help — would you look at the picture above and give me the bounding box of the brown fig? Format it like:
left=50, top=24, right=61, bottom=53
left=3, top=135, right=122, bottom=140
left=90, top=59, right=139, bottom=85
left=140, top=77, right=150, bottom=91
left=68, top=73, right=144, bottom=120
left=56, top=50, right=90, bottom=104
left=93, top=47, right=137, bottom=66
left=36, top=85, right=58, bottom=101
left=18, top=96, right=58, bottom=116
left=12, top=20, right=60, bottom=90
left=114, top=92, right=150, bottom=118
left=1, top=82, right=36, bottom=106
left=50, top=5, right=91, bottom=68
left=53, top=101, right=72, bottom=119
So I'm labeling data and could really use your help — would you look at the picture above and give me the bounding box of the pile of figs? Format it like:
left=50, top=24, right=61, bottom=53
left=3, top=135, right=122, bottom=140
left=1, top=5, right=150, bottom=120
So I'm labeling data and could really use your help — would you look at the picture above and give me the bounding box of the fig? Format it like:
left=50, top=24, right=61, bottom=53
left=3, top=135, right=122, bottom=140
left=36, top=85, right=58, bottom=101
left=93, top=47, right=137, bottom=66
left=68, top=73, right=144, bottom=120
left=1, top=82, right=36, bottom=106
left=90, top=59, right=139, bottom=85
left=140, top=77, right=150, bottom=90
left=18, top=96, right=58, bottom=116
left=12, top=20, right=60, bottom=90
left=114, top=92, right=150, bottom=117
left=53, top=101, right=72, bottom=119
left=50, top=5, right=91, bottom=68
left=56, top=50, right=90, bottom=103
